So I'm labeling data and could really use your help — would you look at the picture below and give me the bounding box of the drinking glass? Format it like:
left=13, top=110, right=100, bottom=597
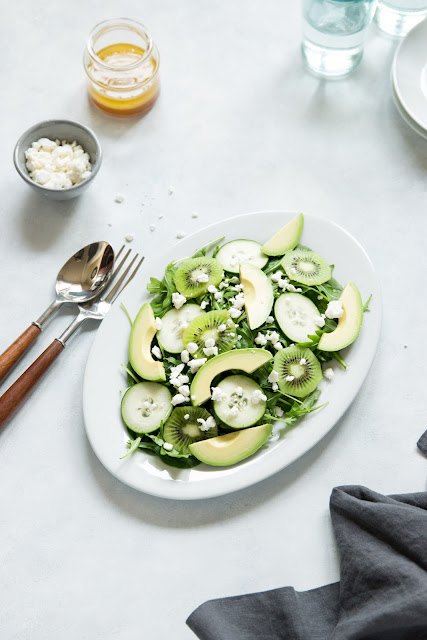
left=302, top=0, right=377, bottom=77
left=375, top=1, right=427, bottom=36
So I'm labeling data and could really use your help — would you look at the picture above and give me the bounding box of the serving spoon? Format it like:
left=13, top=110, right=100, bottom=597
left=0, top=241, right=115, bottom=382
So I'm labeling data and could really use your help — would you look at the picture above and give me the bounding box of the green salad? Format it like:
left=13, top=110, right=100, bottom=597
left=120, top=214, right=370, bottom=469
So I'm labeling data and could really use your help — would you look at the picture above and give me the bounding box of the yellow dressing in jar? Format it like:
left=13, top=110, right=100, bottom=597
left=84, top=19, right=160, bottom=117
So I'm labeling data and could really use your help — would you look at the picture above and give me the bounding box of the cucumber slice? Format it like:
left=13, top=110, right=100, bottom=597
left=157, top=304, right=204, bottom=353
left=213, top=375, right=266, bottom=429
left=121, top=382, right=172, bottom=434
left=274, top=293, right=322, bottom=343
left=216, top=240, right=268, bottom=274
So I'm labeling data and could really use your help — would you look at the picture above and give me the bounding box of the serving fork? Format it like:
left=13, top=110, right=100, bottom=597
left=0, top=246, right=144, bottom=429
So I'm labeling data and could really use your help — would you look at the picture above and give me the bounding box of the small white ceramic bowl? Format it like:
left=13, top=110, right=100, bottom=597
left=13, top=119, right=102, bottom=201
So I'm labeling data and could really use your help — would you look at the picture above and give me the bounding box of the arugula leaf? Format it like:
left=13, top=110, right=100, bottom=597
left=192, top=236, right=225, bottom=259
left=120, top=437, right=142, bottom=459
left=363, top=294, right=372, bottom=312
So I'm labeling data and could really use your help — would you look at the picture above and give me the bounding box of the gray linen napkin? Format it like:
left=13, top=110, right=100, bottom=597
left=187, top=486, right=427, bottom=640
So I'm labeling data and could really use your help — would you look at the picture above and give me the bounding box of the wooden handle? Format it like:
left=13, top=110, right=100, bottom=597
left=0, top=324, right=41, bottom=382
left=0, top=339, right=64, bottom=429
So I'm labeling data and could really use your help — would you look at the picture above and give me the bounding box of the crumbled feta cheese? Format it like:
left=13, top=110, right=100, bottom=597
left=268, top=370, right=279, bottom=384
left=231, top=293, right=245, bottom=310
left=150, top=224, right=157, bottom=232
left=197, top=273, right=209, bottom=283
left=172, top=292, right=186, bottom=309
left=155, top=317, right=162, bottom=330
left=170, top=364, right=185, bottom=378
left=211, top=387, right=225, bottom=401
left=177, top=374, right=189, bottom=385
left=278, top=278, right=290, bottom=290
left=290, top=267, right=297, bottom=275
left=235, top=386, right=244, bottom=397
left=229, top=308, right=242, bottom=319
left=227, top=406, right=239, bottom=418
left=233, top=284, right=244, bottom=292
left=176, top=231, right=186, bottom=239
left=192, top=211, right=199, bottom=218
left=255, top=333, right=268, bottom=346
left=200, top=300, right=208, bottom=310
left=227, top=319, right=235, bottom=326
left=188, top=358, right=207, bottom=374
left=197, top=417, right=216, bottom=431
left=114, top=193, right=125, bottom=203
left=272, top=382, right=279, bottom=391
left=218, top=281, right=228, bottom=290
left=163, top=442, right=174, bottom=451
left=25, top=138, right=92, bottom=190
left=317, top=295, right=323, bottom=300
left=314, top=315, right=325, bottom=328
left=300, top=358, right=307, bottom=365
left=125, top=234, right=134, bottom=242
left=203, top=346, right=218, bottom=357
left=285, top=375, right=295, bottom=382
left=324, top=367, right=334, bottom=381
left=266, top=316, right=274, bottom=324
left=251, top=389, right=267, bottom=404
left=274, top=342, right=283, bottom=350
left=181, top=349, right=190, bottom=364
left=151, top=345, right=162, bottom=359
left=169, top=377, right=180, bottom=387
left=187, top=342, right=198, bottom=355
left=178, top=385, right=190, bottom=397
left=214, top=291, right=223, bottom=301
left=184, top=414, right=190, bottom=420
left=237, top=335, right=242, bottom=341
left=325, top=300, right=344, bottom=319
left=204, top=338, right=216, bottom=348
left=172, top=394, right=186, bottom=406
left=276, top=406, right=284, bottom=417
left=218, top=324, right=226, bottom=332
left=207, top=285, right=218, bottom=294
left=271, top=271, right=283, bottom=283
left=268, top=332, right=280, bottom=344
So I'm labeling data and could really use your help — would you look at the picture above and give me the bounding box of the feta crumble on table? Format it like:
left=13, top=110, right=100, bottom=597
left=163, top=442, right=174, bottom=451
left=114, top=193, right=125, bottom=203
left=176, top=231, right=186, bottom=239
left=323, top=367, right=334, bottom=381
left=151, top=345, right=162, bottom=359
left=150, top=224, right=157, bottom=232
left=125, top=234, right=134, bottom=242
left=172, top=292, right=186, bottom=309
left=192, top=212, right=199, bottom=218
left=25, top=138, right=92, bottom=190
left=325, top=300, right=344, bottom=319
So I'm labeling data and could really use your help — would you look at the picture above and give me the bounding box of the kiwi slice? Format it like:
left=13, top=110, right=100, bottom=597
left=273, top=345, right=322, bottom=398
left=182, top=310, right=237, bottom=358
left=174, top=257, right=223, bottom=298
left=281, top=249, right=331, bottom=286
left=163, top=407, right=218, bottom=454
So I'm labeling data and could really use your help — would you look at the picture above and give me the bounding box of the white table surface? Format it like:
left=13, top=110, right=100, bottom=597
left=1, top=3, right=426, bottom=639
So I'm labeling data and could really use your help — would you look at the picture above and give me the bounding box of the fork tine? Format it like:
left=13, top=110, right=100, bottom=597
left=111, top=256, right=145, bottom=303
left=103, top=253, right=139, bottom=303
left=115, top=245, right=124, bottom=261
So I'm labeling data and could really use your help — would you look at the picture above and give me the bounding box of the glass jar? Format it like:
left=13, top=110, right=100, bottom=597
left=83, top=18, right=160, bottom=117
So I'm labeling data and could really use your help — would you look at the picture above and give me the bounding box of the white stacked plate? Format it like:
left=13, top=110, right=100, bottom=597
left=392, top=18, right=427, bottom=140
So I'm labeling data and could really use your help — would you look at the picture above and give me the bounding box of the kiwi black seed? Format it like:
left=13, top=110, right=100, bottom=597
left=281, top=250, right=331, bottom=286
left=273, top=345, right=322, bottom=398
left=163, top=407, right=218, bottom=454
left=174, top=257, right=223, bottom=298
left=182, top=310, right=237, bottom=358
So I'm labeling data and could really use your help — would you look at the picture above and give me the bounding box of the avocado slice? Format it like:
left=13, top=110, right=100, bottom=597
left=261, top=213, right=304, bottom=257
left=129, top=302, right=166, bottom=381
left=318, top=282, right=363, bottom=352
left=190, top=348, right=272, bottom=406
left=240, top=263, right=274, bottom=330
left=189, top=423, right=273, bottom=466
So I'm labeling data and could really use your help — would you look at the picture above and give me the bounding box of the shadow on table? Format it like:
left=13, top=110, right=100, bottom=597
left=83, top=415, right=344, bottom=530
